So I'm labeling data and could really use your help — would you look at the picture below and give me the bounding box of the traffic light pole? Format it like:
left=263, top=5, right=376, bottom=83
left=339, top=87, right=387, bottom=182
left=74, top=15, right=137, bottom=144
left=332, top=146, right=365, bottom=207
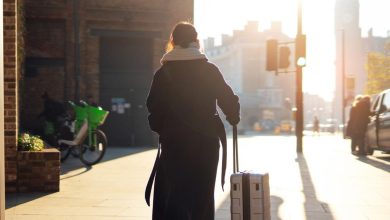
left=296, top=66, right=303, bottom=153
left=296, top=0, right=304, bottom=153
left=265, top=0, right=305, bottom=153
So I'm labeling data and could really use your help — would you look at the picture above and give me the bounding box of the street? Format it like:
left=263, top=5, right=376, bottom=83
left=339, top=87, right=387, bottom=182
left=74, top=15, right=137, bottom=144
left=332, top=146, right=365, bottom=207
left=6, top=133, right=390, bottom=220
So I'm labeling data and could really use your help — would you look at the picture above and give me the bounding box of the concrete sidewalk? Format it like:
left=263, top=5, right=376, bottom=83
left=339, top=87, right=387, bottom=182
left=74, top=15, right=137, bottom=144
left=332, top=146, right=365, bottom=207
left=5, top=134, right=390, bottom=219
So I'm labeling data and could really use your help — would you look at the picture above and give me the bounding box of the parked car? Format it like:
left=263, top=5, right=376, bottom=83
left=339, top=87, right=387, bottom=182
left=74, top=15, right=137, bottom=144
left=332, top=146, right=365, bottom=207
left=364, top=89, right=390, bottom=155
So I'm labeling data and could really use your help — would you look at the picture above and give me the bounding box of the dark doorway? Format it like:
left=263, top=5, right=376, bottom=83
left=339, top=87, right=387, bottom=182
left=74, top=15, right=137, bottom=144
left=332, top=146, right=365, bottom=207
left=99, top=37, right=154, bottom=146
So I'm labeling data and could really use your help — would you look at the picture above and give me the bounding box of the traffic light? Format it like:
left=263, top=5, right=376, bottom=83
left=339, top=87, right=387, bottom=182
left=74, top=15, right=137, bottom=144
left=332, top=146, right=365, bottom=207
left=279, top=46, right=291, bottom=69
left=295, top=34, right=306, bottom=66
left=266, top=39, right=278, bottom=71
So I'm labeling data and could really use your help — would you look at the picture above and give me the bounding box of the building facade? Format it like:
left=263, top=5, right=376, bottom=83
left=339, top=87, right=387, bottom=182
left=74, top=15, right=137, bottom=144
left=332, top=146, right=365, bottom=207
left=21, top=0, right=193, bottom=146
left=1, top=0, right=5, bottom=216
left=204, top=21, right=295, bottom=131
left=334, top=0, right=389, bottom=124
left=3, top=0, right=194, bottom=192
left=3, top=0, right=18, bottom=193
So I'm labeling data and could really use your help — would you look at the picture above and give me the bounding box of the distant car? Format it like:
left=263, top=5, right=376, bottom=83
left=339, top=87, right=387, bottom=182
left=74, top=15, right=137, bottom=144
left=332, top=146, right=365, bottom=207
left=261, top=119, right=276, bottom=132
left=280, top=120, right=294, bottom=133
left=364, top=89, right=390, bottom=155
left=253, top=122, right=262, bottom=131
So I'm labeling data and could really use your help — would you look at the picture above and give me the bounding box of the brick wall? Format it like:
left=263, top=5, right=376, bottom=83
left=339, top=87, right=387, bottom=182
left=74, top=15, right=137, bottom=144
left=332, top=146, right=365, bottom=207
left=21, top=0, right=193, bottom=141
left=17, top=148, right=60, bottom=192
left=22, top=0, right=194, bottom=108
left=21, top=18, right=66, bottom=132
left=1, top=0, right=5, bottom=218
left=3, top=0, right=18, bottom=193
left=2, top=0, right=193, bottom=192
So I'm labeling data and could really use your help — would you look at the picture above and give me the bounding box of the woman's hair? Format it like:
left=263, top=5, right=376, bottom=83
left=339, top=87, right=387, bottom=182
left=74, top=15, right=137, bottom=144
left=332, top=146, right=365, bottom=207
left=166, top=22, right=198, bottom=52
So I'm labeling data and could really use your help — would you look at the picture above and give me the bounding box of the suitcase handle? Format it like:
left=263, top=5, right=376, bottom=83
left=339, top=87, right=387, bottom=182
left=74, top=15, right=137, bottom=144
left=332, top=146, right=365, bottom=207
left=233, top=125, right=239, bottom=173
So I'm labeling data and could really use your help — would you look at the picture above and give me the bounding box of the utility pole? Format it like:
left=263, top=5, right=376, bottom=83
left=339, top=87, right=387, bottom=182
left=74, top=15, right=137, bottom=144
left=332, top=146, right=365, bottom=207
left=295, top=0, right=304, bottom=153
left=266, top=0, right=305, bottom=153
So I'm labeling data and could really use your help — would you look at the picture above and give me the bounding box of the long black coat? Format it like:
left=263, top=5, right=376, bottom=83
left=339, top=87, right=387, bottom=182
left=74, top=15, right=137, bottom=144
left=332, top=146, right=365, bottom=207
left=146, top=59, right=240, bottom=220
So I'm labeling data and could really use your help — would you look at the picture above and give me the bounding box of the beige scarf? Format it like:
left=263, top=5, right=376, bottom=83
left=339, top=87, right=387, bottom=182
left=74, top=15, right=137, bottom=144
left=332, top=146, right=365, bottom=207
left=160, top=42, right=207, bottom=64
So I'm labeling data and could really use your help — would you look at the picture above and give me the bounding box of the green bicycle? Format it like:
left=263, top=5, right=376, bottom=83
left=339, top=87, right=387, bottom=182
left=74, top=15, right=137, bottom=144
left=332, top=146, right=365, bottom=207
left=58, top=101, right=109, bottom=166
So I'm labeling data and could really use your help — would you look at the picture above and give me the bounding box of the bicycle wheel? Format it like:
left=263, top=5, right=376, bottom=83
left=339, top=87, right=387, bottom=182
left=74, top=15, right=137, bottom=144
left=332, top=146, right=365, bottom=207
left=80, top=129, right=107, bottom=166
left=58, top=143, right=71, bottom=162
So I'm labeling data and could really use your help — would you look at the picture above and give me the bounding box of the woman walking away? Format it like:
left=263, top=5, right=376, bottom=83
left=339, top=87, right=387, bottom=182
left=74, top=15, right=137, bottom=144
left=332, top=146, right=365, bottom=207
left=145, top=22, right=240, bottom=220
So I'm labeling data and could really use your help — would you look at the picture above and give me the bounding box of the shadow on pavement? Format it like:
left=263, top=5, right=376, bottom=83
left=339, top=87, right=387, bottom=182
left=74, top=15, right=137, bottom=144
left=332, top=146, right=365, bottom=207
left=375, top=155, right=390, bottom=162
left=6, top=192, right=51, bottom=209
left=296, top=154, right=335, bottom=220
left=6, top=146, right=155, bottom=209
left=356, top=154, right=390, bottom=172
left=60, top=146, right=155, bottom=176
left=214, top=187, right=284, bottom=219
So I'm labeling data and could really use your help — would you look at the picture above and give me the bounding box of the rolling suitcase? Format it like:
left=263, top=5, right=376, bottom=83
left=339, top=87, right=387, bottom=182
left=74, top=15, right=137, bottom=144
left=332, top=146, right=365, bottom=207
left=230, top=125, right=271, bottom=220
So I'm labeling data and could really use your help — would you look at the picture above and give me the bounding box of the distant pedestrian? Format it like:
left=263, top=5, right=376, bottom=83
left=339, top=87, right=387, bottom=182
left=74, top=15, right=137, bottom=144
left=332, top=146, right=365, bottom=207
left=347, top=95, right=371, bottom=155
left=145, top=22, right=240, bottom=220
left=313, top=116, right=320, bottom=135
left=346, top=95, right=362, bottom=153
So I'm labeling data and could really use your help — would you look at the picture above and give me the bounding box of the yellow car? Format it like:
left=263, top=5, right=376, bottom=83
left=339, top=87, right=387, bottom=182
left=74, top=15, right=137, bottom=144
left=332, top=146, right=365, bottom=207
left=280, top=120, right=294, bottom=133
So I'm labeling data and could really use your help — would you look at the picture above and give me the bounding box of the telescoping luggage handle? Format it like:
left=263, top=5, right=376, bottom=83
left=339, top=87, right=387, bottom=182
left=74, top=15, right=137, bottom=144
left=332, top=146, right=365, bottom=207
left=233, top=125, right=239, bottom=173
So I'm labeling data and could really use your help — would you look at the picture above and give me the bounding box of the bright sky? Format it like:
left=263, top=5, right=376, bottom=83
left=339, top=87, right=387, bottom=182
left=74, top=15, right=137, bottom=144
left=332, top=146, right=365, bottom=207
left=194, top=0, right=390, bottom=101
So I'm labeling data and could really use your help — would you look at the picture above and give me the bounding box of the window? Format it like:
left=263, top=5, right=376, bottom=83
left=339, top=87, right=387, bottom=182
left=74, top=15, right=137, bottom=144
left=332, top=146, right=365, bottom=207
left=371, top=95, right=380, bottom=112
left=382, top=92, right=390, bottom=110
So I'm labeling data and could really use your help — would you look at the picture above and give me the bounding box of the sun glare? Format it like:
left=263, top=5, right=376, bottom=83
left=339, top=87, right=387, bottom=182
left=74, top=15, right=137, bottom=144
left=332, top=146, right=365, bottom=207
left=195, top=0, right=390, bottom=101
left=195, top=0, right=334, bottom=101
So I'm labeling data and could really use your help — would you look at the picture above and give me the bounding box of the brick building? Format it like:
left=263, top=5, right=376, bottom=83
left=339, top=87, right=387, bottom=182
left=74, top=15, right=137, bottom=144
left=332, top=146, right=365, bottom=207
left=1, top=0, right=5, bottom=216
left=3, top=0, right=18, bottom=193
left=21, top=0, right=194, bottom=146
left=2, top=0, right=194, bottom=193
left=334, top=0, right=390, bottom=124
